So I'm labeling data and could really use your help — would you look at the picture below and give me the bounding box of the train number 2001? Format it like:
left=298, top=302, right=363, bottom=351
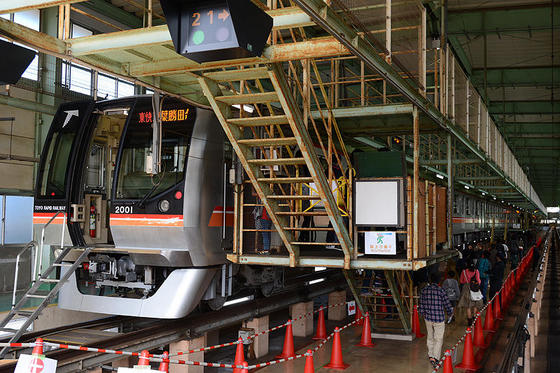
left=114, top=205, right=133, bottom=214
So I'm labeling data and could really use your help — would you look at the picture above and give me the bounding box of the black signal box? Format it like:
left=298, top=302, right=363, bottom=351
left=160, top=0, right=273, bottom=63
left=0, top=40, right=36, bottom=85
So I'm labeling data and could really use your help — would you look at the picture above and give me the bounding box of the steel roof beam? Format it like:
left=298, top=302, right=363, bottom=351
left=0, top=0, right=84, bottom=14
left=68, top=7, right=316, bottom=56
left=127, top=37, right=348, bottom=77
left=458, top=176, right=503, bottom=181
left=292, top=0, right=546, bottom=214
left=311, top=104, right=413, bottom=119
left=489, top=101, right=560, bottom=115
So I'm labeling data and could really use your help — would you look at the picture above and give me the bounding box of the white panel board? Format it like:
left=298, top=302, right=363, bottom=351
left=355, top=180, right=399, bottom=225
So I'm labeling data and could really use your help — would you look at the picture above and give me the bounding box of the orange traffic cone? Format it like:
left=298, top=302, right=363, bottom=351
left=380, top=297, right=388, bottom=314
left=241, top=361, right=249, bottom=373
left=233, top=338, right=246, bottom=373
left=32, top=338, right=44, bottom=356
left=276, top=320, right=295, bottom=359
left=138, top=350, right=151, bottom=366
left=483, top=302, right=496, bottom=332
left=442, top=350, right=454, bottom=373
left=355, top=307, right=363, bottom=326
left=455, top=328, right=480, bottom=370
left=304, top=350, right=315, bottom=373
left=473, top=313, right=488, bottom=349
left=494, top=292, right=503, bottom=320
left=158, top=351, right=169, bottom=372
left=325, top=327, right=349, bottom=369
left=357, top=312, right=375, bottom=348
left=313, top=308, right=327, bottom=340
left=412, top=305, right=425, bottom=338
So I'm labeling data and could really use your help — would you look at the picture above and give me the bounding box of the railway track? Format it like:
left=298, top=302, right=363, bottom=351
left=0, top=272, right=345, bottom=372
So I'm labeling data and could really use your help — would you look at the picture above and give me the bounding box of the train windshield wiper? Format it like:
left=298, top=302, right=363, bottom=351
left=135, top=182, right=160, bottom=208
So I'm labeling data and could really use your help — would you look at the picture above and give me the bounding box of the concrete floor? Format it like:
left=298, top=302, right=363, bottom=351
left=245, top=315, right=474, bottom=373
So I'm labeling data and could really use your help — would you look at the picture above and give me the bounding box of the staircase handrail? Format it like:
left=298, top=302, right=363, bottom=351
left=11, top=240, right=38, bottom=309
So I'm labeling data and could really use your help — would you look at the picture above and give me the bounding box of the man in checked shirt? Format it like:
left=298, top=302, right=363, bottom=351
left=419, top=272, right=454, bottom=368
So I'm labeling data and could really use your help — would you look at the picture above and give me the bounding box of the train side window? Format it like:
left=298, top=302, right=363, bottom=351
left=465, top=198, right=471, bottom=215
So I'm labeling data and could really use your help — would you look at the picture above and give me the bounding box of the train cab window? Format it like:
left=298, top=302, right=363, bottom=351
left=39, top=132, right=74, bottom=197
left=115, top=100, right=195, bottom=200
left=37, top=106, right=83, bottom=198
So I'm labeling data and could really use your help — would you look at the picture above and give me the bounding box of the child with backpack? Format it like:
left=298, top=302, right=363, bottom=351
left=442, top=271, right=460, bottom=323
left=458, top=261, right=483, bottom=326
left=442, top=271, right=460, bottom=307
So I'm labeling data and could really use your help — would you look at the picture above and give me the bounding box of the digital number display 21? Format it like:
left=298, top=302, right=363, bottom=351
left=188, top=6, right=234, bottom=47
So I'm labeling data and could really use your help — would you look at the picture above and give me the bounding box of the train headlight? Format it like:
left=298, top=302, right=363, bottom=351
left=158, top=199, right=170, bottom=212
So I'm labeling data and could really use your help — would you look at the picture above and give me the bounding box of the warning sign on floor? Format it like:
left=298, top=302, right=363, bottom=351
left=347, top=300, right=356, bottom=316
left=14, top=354, right=57, bottom=373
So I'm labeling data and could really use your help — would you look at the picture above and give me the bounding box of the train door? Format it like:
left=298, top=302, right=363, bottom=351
left=70, top=103, right=131, bottom=247
left=34, top=101, right=95, bottom=246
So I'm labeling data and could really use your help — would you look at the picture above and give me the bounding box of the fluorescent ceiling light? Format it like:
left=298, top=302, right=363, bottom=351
left=224, top=296, right=254, bottom=307
left=232, top=104, right=255, bottom=113
left=308, top=278, right=325, bottom=285
left=464, top=185, right=470, bottom=190
left=436, top=174, right=444, bottom=180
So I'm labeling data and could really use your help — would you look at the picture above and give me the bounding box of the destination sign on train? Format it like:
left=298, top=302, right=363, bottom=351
left=160, top=0, right=273, bottom=63
left=138, top=108, right=190, bottom=124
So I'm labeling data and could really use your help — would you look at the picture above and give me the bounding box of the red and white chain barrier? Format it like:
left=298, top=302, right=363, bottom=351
left=0, top=313, right=365, bottom=371
left=168, top=300, right=348, bottom=357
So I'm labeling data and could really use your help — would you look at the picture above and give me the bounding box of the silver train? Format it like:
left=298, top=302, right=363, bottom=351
left=451, top=190, right=530, bottom=246
left=34, top=96, right=279, bottom=318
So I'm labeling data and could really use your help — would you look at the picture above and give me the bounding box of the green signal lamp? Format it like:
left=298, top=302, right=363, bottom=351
left=160, top=0, right=273, bottom=63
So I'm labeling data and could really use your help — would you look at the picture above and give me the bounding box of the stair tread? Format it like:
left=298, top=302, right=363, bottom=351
left=248, top=157, right=306, bottom=166
left=266, top=195, right=321, bottom=200
left=238, top=137, right=298, bottom=146
left=204, top=67, right=270, bottom=82
left=291, top=242, right=341, bottom=245
left=257, top=177, right=314, bottom=183
left=216, top=92, right=278, bottom=105
left=285, top=227, right=334, bottom=231
left=39, top=278, right=60, bottom=283
left=275, top=211, right=328, bottom=216
left=228, top=115, right=289, bottom=127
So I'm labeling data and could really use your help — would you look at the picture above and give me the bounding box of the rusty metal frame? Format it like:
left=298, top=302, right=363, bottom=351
left=197, top=75, right=300, bottom=266
left=268, top=63, right=353, bottom=269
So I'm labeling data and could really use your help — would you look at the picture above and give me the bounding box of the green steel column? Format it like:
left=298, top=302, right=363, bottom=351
left=447, top=133, right=453, bottom=246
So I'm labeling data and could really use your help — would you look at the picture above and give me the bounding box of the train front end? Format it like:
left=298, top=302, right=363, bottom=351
left=34, top=96, right=230, bottom=318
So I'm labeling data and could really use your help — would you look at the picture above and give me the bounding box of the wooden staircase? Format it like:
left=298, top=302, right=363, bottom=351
left=198, top=64, right=353, bottom=268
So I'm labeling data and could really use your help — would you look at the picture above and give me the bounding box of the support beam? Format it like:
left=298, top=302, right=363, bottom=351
left=457, top=176, right=503, bottom=181
left=126, top=37, right=349, bottom=77
left=311, top=104, right=413, bottom=119
left=413, top=106, right=419, bottom=260
left=0, top=0, right=84, bottom=14
left=447, top=134, right=453, bottom=245
left=68, top=8, right=317, bottom=56
left=0, top=94, right=57, bottom=115
left=422, top=159, right=479, bottom=165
